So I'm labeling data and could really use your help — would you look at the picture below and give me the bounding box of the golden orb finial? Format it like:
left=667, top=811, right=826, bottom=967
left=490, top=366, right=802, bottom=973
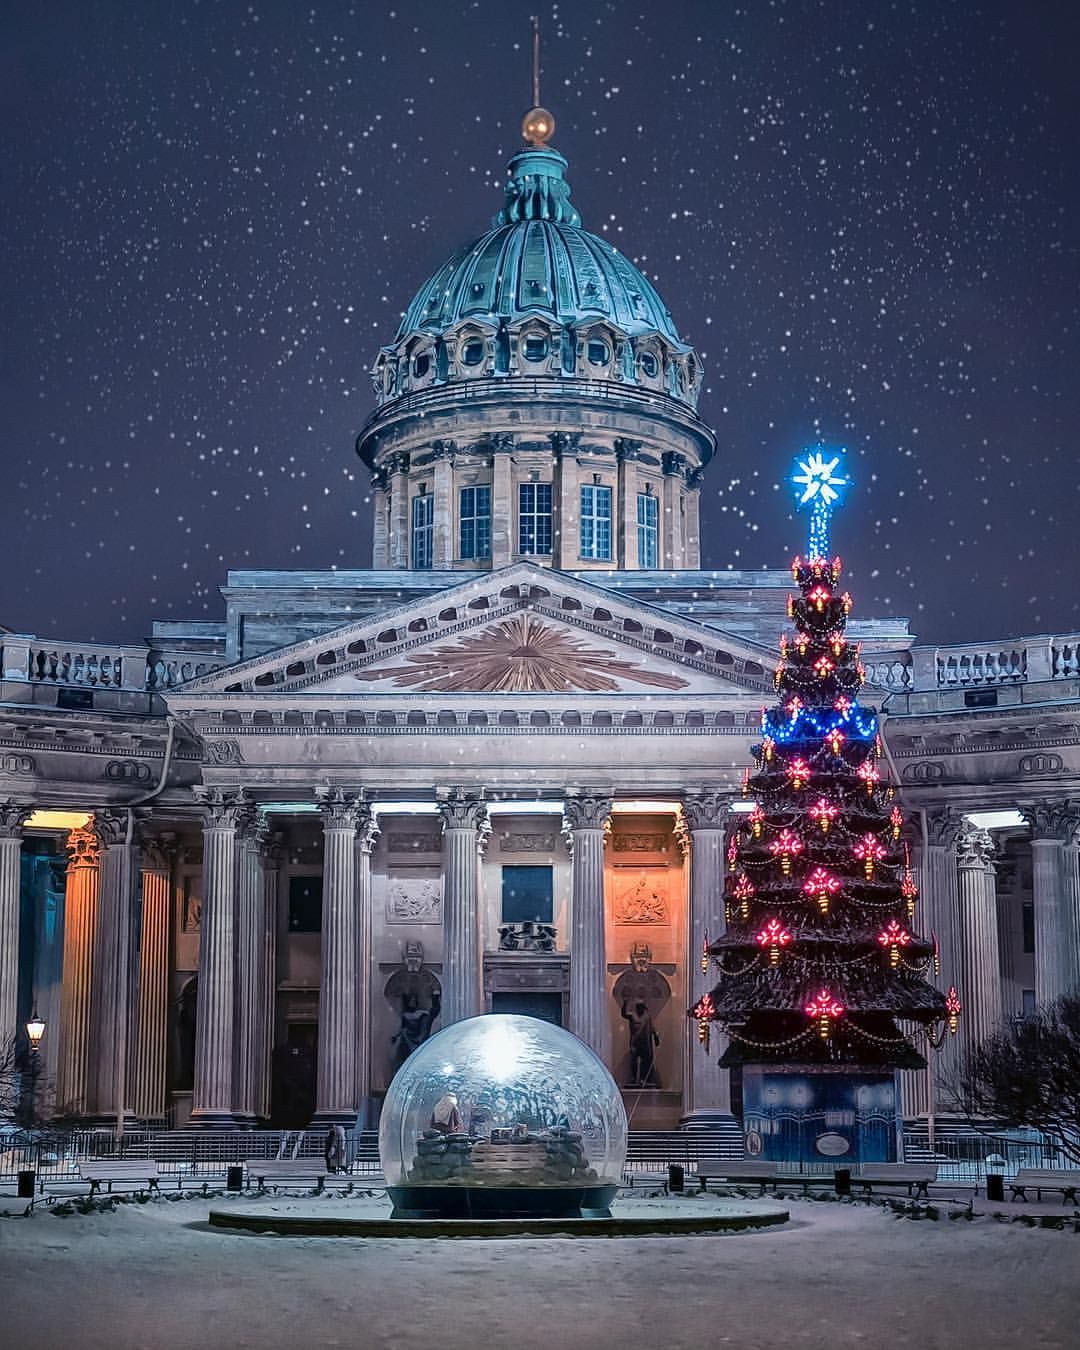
left=522, top=106, right=555, bottom=146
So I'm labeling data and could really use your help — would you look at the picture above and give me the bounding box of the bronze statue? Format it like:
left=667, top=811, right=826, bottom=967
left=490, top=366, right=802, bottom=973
left=621, top=998, right=660, bottom=1088
left=386, top=941, right=442, bottom=1067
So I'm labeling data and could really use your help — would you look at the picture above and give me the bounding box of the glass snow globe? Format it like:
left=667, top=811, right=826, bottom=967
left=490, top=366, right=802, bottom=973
left=379, top=1014, right=628, bottom=1218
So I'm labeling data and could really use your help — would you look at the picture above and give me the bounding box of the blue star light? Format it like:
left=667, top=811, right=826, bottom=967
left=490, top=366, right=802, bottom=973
left=791, top=447, right=851, bottom=558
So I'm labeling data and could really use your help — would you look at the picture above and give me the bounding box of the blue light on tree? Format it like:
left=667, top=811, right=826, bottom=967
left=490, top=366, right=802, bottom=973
left=792, top=447, right=851, bottom=559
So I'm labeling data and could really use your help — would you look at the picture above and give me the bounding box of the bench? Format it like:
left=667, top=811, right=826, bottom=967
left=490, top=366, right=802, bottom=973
left=1008, top=1169, right=1079, bottom=1205
left=695, top=1159, right=780, bottom=1194
left=245, top=1159, right=326, bottom=1193
left=856, top=1164, right=937, bottom=1199
left=78, top=1161, right=162, bottom=1196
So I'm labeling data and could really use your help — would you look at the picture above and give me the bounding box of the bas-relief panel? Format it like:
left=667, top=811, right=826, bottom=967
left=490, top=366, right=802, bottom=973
left=498, top=831, right=559, bottom=853
left=612, top=868, right=670, bottom=924
left=351, top=614, right=691, bottom=694
left=611, top=833, right=670, bottom=853
left=385, top=873, right=443, bottom=924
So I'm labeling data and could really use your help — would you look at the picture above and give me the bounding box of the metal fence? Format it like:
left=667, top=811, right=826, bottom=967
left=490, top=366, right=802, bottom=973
left=0, top=1129, right=384, bottom=1186
left=3, top=1125, right=1077, bottom=1188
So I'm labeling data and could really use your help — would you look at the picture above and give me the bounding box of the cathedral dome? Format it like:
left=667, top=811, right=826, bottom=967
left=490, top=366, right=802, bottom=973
left=370, top=145, right=702, bottom=412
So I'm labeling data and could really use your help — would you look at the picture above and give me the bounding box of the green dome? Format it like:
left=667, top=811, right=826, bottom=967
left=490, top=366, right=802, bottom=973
left=395, top=147, right=684, bottom=346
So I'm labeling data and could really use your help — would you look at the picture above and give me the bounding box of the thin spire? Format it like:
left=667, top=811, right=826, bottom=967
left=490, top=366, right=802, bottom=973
left=532, top=15, right=542, bottom=107
left=521, top=16, right=555, bottom=148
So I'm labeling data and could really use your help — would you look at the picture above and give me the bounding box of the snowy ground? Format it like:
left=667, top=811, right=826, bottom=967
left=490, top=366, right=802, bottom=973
left=0, top=1191, right=1077, bottom=1350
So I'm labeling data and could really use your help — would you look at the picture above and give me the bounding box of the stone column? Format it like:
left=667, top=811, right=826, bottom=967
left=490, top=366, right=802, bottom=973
left=490, top=449, right=513, bottom=567
left=432, top=445, right=454, bottom=567
left=903, top=807, right=963, bottom=1118
left=57, top=825, right=100, bottom=1115
left=563, top=793, right=612, bottom=1060
left=313, top=788, right=366, bottom=1124
left=191, top=787, right=249, bottom=1128
left=1063, top=822, right=1080, bottom=999
left=955, top=823, right=1004, bottom=1067
left=551, top=432, right=579, bottom=570
left=683, top=792, right=731, bottom=1114
left=131, top=835, right=175, bottom=1123
left=87, top=810, right=140, bottom=1122
left=234, top=811, right=268, bottom=1126
left=371, top=468, right=390, bottom=568
left=387, top=452, right=410, bottom=569
left=0, top=801, right=32, bottom=1055
left=1021, top=801, right=1080, bottom=1007
left=354, top=812, right=379, bottom=1108
left=438, top=790, right=488, bottom=1026
left=257, top=832, right=284, bottom=1122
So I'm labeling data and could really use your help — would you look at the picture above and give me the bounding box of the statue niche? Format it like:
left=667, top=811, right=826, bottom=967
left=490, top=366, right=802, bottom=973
left=612, top=943, right=670, bottom=1089
left=385, top=941, right=442, bottom=1070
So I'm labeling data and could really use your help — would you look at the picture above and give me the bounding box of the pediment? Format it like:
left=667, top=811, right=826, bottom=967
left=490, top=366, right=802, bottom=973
left=171, top=563, right=775, bottom=698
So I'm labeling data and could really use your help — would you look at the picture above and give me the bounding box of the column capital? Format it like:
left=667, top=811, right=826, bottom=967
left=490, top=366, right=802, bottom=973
left=356, top=811, right=379, bottom=854
left=956, top=821, right=996, bottom=870
left=316, top=786, right=367, bottom=830
left=682, top=792, right=731, bottom=832
left=925, top=805, right=964, bottom=848
left=66, top=824, right=102, bottom=869
left=141, top=832, right=178, bottom=875
left=91, top=809, right=132, bottom=849
left=0, top=799, right=33, bottom=839
left=1020, top=800, right=1080, bottom=843
left=562, top=793, right=613, bottom=831
left=437, top=788, right=488, bottom=832
left=477, top=815, right=493, bottom=859
left=192, top=786, right=252, bottom=829
left=263, top=829, right=286, bottom=867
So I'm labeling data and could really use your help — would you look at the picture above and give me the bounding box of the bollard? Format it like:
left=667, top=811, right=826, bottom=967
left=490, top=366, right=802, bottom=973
left=668, top=1163, right=685, bottom=1194
left=834, top=1167, right=851, bottom=1196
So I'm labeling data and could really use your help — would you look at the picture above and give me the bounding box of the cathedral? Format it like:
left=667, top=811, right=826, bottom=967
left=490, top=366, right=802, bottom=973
left=2, top=105, right=1078, bottom=1137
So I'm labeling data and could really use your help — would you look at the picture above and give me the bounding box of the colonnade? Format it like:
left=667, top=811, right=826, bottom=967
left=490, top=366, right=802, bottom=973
left=1, top=791, right=1078, bottom=1127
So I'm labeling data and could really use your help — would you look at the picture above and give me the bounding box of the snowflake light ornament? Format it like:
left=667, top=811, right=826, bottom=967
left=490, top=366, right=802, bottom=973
left=792, top=447, right=851, bottom=559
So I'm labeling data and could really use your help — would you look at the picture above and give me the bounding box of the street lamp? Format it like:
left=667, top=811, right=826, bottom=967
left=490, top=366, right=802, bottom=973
left=26, top=1011, right=46, bottom=1055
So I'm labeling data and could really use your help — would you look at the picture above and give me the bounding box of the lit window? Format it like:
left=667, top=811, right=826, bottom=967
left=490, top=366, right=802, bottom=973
left=461, top=339, right=485, bottom=367
left=459, top=485, right=492, bottom=560
left=501, top=866, right=554, bottom=923
left=580, top=484, right=612, bottom=560
left=523, top=334, right=549, bottom=363
left=411, top=493, right=434, bottom=569
left=637, top=490, right=659, bottom=568
left=519, top=482, right=553, bottom=555
left=587, top=338, right=610, bottom=366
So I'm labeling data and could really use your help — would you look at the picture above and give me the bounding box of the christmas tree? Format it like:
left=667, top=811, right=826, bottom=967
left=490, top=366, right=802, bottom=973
left=692, top=450, right=957, bottom=1090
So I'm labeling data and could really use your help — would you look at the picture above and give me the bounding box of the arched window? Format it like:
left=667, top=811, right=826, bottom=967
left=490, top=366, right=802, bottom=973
left=461, top=338, right=485, bottom=367
left=587, top=336, right=610, bottom=367
left=523, top=333, right=550, bottom=363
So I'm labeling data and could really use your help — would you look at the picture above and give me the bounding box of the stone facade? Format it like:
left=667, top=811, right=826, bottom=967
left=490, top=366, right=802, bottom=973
left=2, top=130, right=1079, bottom=1132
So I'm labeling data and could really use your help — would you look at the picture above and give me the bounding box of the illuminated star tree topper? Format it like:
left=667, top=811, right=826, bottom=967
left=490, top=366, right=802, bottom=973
left=792, top=446, right=851, bottom=559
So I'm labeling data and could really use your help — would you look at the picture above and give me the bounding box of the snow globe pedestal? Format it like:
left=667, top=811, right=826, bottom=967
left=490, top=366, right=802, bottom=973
left=379, top=1015, right=628, bottom=1219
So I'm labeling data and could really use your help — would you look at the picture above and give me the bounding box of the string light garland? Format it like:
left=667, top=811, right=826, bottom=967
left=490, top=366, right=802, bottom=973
left=690, top=451, right=956, bottom=1066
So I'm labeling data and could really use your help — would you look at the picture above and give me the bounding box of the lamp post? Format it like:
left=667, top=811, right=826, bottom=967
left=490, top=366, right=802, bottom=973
left=23, top=1010, right=46, bottom=1129
left=16, top=1012, right=46, bottom=1202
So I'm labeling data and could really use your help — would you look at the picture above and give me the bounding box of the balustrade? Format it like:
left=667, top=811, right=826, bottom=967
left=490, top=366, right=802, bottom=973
left=0, top=637, right=223, bottom=693
left=936, top=646, right=1027, bottom=688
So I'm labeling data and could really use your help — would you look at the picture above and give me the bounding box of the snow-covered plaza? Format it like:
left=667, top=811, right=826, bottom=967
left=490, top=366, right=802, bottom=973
left=1, top=1193, right=1077, bottom=1350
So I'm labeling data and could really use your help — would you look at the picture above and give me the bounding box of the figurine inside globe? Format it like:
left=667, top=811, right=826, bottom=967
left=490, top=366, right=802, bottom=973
left=379, top=1014, right=628, bottom=1218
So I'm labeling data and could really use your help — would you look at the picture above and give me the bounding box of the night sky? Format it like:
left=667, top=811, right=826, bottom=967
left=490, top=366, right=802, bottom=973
left=3, top=1, right=1078, bottom=646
